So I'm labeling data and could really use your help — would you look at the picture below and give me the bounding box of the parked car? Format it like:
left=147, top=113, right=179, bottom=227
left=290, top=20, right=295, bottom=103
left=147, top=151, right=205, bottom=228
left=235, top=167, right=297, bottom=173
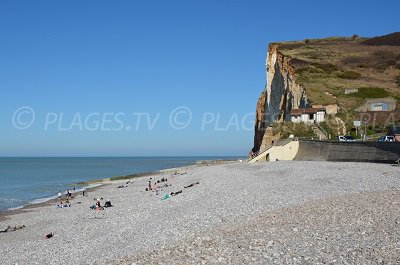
left=337, top=135, right=356, bottom=142
left=378, top=135, right=395, bottom=142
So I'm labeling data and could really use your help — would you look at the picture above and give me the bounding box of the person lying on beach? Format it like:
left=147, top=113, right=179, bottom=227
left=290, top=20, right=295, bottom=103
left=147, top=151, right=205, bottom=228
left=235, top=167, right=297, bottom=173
left=170, top=190, right=182, bottom=196
left=184, top=182, right=200, bottom=188
left=161, top=194, right=171, bottom=200
left=0, top=225, right=25, bottom=233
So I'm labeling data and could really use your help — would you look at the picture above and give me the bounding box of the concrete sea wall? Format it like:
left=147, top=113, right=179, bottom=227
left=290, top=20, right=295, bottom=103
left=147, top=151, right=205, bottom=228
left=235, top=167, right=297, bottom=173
left=294, top=140, right=400, bottom=163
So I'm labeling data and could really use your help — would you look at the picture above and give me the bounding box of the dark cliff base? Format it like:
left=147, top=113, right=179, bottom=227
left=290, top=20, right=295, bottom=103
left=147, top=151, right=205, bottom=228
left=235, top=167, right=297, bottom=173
left=294, top=140, right=400, bottom=163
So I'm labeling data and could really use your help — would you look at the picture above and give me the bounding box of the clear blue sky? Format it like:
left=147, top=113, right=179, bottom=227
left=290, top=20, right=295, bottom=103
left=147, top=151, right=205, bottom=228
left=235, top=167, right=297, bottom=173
left=1, top=0, right=399, bottom=156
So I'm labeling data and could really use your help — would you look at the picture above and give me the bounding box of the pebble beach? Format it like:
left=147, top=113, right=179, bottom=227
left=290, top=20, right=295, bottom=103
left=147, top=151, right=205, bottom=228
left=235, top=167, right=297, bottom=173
left=0, top=161, right=399, bottom=264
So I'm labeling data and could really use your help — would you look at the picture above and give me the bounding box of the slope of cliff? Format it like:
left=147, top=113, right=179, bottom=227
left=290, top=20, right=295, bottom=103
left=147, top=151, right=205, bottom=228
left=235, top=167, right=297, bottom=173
left=252, top=33, right=400, bottom=152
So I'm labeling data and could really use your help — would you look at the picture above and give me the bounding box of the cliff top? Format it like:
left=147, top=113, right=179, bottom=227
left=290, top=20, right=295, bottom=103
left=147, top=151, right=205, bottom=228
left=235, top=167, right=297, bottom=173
left=273, top=33, right=400, bottom=111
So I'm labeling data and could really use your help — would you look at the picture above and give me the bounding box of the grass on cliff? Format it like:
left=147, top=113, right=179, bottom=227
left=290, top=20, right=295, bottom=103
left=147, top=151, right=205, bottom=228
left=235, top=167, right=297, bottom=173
left=272, top=122, right=316, bottom=139
left=346, top=87, right=390, bottom=98
left=278, top=34, right=400, bottom=111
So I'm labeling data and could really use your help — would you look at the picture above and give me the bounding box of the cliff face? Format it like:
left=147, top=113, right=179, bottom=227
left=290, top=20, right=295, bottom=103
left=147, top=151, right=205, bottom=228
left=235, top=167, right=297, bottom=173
left=252, top=44, right=308, bottom=152
left=252, top=33, right=400, bottom=152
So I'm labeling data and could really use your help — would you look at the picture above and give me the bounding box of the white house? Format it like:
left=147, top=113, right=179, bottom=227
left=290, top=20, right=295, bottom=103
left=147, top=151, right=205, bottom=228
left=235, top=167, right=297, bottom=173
left=355, top=97, right=397, bottom=112
left=290, top=108, right=326, bottom=123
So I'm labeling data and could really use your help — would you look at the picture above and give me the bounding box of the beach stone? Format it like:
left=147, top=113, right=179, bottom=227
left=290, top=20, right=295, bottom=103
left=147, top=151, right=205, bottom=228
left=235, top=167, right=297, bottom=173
left=0, top=161, right=399, bottom=265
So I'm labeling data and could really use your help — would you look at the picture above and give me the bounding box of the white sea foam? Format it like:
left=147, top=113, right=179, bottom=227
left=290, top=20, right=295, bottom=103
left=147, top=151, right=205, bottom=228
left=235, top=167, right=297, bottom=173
left=27, top=184, right=103, bottom=207
left=7, top=205, right=24, bottom=211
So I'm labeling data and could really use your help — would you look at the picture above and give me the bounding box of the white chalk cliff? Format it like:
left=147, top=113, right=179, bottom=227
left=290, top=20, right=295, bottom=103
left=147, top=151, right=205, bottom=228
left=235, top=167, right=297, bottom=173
left=252, top=44, right=308, bottom=152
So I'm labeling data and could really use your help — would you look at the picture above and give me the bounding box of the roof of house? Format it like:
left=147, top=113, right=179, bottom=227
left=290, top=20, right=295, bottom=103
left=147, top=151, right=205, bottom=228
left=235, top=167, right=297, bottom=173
left=290, top=108, right=326, bottom=115
left=365, top=97, right=396, bottom=104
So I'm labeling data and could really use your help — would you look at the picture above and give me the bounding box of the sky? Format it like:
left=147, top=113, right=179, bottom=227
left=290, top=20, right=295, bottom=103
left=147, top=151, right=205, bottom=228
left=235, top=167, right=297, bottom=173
left=0, top=0, right=399, bottom=156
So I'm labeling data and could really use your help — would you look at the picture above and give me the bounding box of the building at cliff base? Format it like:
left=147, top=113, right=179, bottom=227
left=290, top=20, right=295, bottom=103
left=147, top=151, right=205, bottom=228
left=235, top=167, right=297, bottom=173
left=355, top=97, right=396, bottom=112
left=290, top=108, right=326, bottom=123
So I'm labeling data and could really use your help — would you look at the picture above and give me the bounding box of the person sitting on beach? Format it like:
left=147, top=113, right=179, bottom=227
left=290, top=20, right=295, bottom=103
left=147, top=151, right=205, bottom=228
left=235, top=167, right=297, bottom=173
left=95, top=200, right=104, bottom=210
left=45, top=232, right=54, bottom=239
left=56, top=202, right=64, bottom=208
left=104, top=199, right=112, bottom=208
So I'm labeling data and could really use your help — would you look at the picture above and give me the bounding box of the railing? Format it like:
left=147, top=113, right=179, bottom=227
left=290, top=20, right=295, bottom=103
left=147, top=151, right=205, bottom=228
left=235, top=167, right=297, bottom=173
left=274, top=138, right=293, bottom=146
left=247, top=144, right=273, bottom=162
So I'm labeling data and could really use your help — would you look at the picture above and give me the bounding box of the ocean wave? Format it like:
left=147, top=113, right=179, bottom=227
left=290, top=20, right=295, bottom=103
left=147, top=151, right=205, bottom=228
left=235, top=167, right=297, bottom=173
left=29, top=183, right=102, bottom=205
left=1, top=183, right=104, bottom=212
left=7, top=205, right=24, bottom=211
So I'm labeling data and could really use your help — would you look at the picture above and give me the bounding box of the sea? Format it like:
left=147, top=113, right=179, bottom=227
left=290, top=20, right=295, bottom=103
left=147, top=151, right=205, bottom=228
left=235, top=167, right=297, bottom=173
left=0, top=156, right=241, bottom=212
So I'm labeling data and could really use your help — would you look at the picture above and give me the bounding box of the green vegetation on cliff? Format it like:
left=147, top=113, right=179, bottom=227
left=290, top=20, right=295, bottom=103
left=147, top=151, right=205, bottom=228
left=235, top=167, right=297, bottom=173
left=277, top=33, right=400, bottom=111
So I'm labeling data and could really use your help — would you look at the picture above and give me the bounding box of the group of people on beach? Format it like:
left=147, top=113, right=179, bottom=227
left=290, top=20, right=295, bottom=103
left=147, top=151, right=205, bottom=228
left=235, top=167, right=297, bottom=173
left=145, top=172, right=200, bottom=201
left=146, top=177, right=169, bottom=191
left=56, top=199, right=71, bottom=208
left=90, top=198, right=112, bottom=210
left=3, top=171, right=199, bottom=241
left=0, top=224, right=25, bottom=233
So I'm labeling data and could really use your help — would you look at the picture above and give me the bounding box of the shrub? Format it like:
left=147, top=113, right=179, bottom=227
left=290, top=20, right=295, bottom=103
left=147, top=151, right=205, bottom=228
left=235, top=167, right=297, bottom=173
left=273, top=122, right=316, bottom=139
left=305, top=39, right=310, bottom=44
left=348, top=87, right=389, bottom=98
left=337, top=70, right=362, bottom=79
left=352, top=34, right=359, bottom=40
left=396, top=75, right=400, bottom=86
left=311, top=63, right=338, bottom=74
